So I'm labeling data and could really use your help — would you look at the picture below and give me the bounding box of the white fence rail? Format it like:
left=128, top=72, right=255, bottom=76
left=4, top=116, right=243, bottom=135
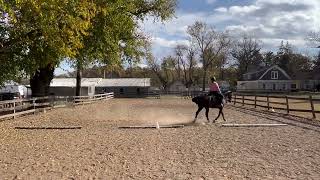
left=0, top=93, right=114, bottom=120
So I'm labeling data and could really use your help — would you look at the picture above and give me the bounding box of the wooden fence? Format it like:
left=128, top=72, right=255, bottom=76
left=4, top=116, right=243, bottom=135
left=232, top=93, right=320, bottom=119
left=0, top=93, right=114, bottom=120
left=113, top=92, right=161, bottom=98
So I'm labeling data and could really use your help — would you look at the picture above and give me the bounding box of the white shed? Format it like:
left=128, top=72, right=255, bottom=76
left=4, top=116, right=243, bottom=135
left=50, top=78, right=102, bottom=96
left=0, top=81, right=28, bottom=98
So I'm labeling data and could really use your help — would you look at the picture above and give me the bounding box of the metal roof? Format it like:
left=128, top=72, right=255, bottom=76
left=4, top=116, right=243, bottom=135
left=50, top=78, right=151, bottom=87
left=97, top=78, right=151, bottom=87
left=50, top=78, right=102, bottom=87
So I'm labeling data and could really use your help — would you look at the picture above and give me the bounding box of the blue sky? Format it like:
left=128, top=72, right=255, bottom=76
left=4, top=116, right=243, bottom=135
left=55, top=0, right=320, bottom=75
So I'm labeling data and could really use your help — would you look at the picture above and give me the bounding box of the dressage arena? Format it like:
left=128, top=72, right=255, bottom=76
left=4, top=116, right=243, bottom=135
left=0, top=98, right=320, bottom=179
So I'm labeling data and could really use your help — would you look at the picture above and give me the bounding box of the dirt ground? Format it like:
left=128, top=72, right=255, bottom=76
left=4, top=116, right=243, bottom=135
left=0, top=98, right=320, bottom=179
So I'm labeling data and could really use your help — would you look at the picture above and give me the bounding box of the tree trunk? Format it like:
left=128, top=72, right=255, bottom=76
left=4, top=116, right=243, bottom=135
left=30, top=64, right=55, bottom=97
left=76, top=62, right=82, bottom=96
left=220, top=67, right=224, bottom=80
left=202, top=68, right=207, bottom=91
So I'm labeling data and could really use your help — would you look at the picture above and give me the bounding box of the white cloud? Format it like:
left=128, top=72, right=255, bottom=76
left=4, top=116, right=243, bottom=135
left=139, top=0, right=320, bottom=59
left=217, top=0, right=320, bottom=51
left=215, top=7, right=228, bottom=13
left=229, top=5, right=260, bottom=15
left=140, top=12, right=208, bottom=38
left=151, top=37, right=189, bottom=48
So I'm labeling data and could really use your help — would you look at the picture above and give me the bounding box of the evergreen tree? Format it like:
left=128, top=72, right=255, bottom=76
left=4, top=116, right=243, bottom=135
left=276, top=41, right=292, bottom=73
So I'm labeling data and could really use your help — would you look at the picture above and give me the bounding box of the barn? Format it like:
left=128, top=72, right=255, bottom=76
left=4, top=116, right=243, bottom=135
left=50, top=78, right=101, bottom=96
left=96, top=78, right=151, bottom=98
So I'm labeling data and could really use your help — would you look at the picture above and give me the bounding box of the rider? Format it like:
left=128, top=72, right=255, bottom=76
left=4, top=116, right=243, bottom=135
left=209, top=77, right=223, bottom=104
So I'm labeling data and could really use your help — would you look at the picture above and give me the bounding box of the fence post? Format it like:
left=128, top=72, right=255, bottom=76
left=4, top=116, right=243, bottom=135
left=267, top=95, right=270, bottom=110
left=50, top=96, right=54, bottom=108
left=285, top=96, right=289, bottom=114
left=234, top=94, right=236, bottom=105
left=13, top=101, right=16, bottom=119
left=242, top=95, right=244, bottom=106
left=33, top=99, right=36, bottom=114
left=309, top=95, right=316, bottom=119
left=254, top=95, right=257, bottom=108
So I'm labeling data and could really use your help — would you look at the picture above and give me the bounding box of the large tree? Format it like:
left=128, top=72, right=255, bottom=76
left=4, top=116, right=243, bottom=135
left=187, top=21, right=230, bottom=91
left=308, top=31, right=320, bottom=46
left=273, top=41, right=313, bottom=78
left=1, top=0, right=96, bottom=95
left=313, top=51, right=320, bottom=79
left=262, top=51, right=276, bottom=67
left=0, top=0, right=177, bottom=96
left=231, top=35, right=262, bottom=80
left=146, top=56, right=174, bottom=91
left=73, top=0, right=177, bottom=96
left=173, top=44, right=198, bottom=88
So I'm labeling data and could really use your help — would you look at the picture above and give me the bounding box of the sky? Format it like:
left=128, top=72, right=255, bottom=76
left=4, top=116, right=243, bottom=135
left=54, top=0, right=320, bottom=75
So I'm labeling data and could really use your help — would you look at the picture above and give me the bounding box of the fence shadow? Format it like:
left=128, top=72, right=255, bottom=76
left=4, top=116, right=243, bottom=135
left=227, top=105, right=320, bottom=133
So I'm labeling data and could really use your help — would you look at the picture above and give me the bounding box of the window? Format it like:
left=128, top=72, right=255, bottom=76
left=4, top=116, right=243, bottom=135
left=137, top=88, right=140, bottom=94
left=282, top=84, right=286, bottom=90
left=291, top=84, right=297, bottom=89
left=120, top=88, right=124, bottom=94
left=262, top=83, right=266, bottom=89
left=271, top=71, right=278, bottom=79
left=273, top=84, right=276, bottom=90
left=247, top=74, right=251, bottom=80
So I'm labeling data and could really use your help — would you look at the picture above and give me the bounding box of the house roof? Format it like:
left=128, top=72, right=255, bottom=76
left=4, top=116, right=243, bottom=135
left=2, top=81, right=21, bottom=86
left=50, top=78, right=102, bottom=87
left=243, top=67, right=270, bottom=81
left=97, top=78, right=151, bottom=87
left=51, top=78, right=151, bottom=87
left=243, top=65, right=291, bottom=81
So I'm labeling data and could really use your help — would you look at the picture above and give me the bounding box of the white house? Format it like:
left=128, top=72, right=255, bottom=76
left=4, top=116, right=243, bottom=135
left=237, top=65, right=296, bottom=92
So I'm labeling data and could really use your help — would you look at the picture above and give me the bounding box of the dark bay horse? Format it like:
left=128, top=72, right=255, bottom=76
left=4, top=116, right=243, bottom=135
left=192, top=91, right=232, bottom=123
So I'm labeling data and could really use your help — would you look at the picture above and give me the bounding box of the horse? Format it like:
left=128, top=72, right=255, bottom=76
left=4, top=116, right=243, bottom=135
left=191, top=91, right=232, bottom=123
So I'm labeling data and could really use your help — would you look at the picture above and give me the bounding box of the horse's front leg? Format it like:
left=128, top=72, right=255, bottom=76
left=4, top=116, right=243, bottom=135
left=193, top=106, right=203, bottom=123
left=205, top=107, right=210, bottom=123
left=214, top=107, right=222, bottom=122
left=221, top=108, right=226, bottom=121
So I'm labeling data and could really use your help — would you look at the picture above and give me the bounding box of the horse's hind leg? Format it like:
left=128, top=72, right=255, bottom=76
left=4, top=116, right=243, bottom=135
left=193, top=106, right=203, bottom=123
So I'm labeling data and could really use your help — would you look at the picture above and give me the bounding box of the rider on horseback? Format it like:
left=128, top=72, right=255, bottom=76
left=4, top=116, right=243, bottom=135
left=209, top=77, right=223, bottom=105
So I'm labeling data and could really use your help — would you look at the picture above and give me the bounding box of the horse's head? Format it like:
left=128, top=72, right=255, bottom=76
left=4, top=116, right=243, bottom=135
left=192, top=96, right=200, bottom=104
left=192, top=95, right=206, bottom=104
